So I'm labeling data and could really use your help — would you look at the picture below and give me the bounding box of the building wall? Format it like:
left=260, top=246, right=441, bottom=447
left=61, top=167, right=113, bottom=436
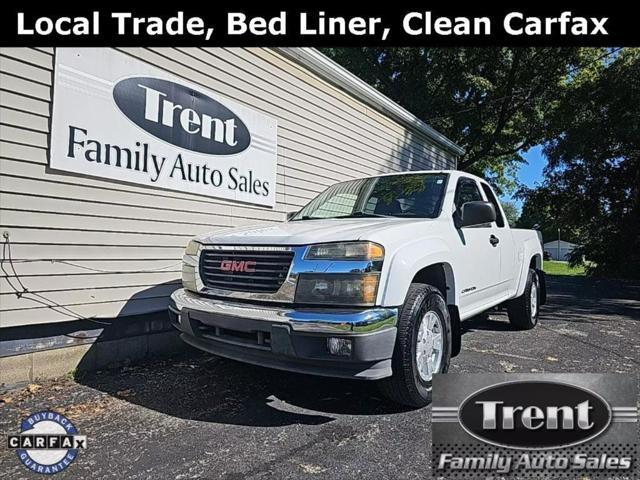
left=0, top=47, right=458, bottom=329
left=543, top=241, right=576, bottom=261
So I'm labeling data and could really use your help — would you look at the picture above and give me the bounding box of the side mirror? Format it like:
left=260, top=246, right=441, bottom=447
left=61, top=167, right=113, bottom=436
left=286, top=211, right=298, bottom=221
left=456, top=201, right=496, bottom=228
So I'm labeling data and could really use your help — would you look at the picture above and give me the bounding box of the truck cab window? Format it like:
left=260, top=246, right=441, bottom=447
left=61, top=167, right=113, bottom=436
left=454, top=178, right=483, bottom=210
left=480, top=183, right=505, bottom=227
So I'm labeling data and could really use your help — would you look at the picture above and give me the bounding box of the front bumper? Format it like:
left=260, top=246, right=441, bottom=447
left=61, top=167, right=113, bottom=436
left=169, top=289, right=398, bottom=380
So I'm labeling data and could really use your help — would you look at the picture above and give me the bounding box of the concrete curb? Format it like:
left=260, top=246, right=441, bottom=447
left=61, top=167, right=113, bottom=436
left=0, top=330, right=187, bottom=386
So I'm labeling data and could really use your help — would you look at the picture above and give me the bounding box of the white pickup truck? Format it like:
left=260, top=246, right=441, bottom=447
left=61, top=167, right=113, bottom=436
left=169, top=170, right=545, bottom=406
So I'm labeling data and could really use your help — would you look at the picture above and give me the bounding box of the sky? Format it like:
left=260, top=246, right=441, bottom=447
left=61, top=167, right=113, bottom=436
left=499, top=145, right=547, bottom=210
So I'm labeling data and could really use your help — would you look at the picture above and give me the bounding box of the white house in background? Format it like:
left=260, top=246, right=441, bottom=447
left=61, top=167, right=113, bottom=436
left=544, top=240, right=578, bottom=261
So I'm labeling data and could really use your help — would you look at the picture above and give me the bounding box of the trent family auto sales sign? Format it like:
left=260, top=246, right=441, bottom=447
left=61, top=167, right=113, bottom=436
left=50, top=48, right=278, bottom=207
left=432, top=374, right=638, bottom=479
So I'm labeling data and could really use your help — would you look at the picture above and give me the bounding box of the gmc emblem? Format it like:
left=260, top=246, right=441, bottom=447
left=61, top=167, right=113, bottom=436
left=220, top=260, right=256, bottom=273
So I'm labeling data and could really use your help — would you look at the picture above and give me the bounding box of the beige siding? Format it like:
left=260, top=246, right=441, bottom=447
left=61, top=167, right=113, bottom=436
left=0, top=47, right=457, bottom=328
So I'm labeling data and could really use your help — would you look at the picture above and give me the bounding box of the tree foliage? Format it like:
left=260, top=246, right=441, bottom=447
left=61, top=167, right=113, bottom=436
left=525, top=49, right=640, bottom=278
left=516, top=186, right=581, bottom=244
left=323, top=47, right=639, bottom=278
left=322, top=47, right=582, bottom=192
left=499, top=200, right=520, bottom=227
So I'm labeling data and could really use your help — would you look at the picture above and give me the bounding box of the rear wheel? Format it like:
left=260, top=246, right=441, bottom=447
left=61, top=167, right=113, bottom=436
left=378, top=283, right=451, bottom=407
left=507, top=268, right=540, bottom=330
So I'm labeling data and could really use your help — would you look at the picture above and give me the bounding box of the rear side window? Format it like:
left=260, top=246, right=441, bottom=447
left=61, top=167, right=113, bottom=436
left=454, top=178, right=483, bottom=210
left=480, top=183, right=505, bottom=227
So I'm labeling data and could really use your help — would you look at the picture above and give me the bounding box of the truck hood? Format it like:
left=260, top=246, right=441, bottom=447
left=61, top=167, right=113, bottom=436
left=196, top=218, right=428, bottom=246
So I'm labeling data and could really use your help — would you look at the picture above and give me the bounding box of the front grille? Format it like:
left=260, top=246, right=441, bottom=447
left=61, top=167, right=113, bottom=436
left=199, top=248, right=294, bottom=293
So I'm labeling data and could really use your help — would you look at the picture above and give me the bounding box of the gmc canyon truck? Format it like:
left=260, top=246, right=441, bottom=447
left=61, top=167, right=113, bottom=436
left=169, top=170, right=546, bottom=407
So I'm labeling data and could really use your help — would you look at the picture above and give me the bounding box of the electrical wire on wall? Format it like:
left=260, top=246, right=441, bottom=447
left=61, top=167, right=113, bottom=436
left=0, top=232, right=181, bottom=328
left=6, top=258, right=182, bottom=274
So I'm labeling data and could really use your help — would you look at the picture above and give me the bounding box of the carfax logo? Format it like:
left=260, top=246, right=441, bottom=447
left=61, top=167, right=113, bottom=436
left=7, top=410, right=87, bottom=475
left=432, top=374, right=638, bottom=479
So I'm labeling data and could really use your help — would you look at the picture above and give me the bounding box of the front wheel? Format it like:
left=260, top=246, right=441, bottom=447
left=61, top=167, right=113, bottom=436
left=378, top=283, right=452, bottom=407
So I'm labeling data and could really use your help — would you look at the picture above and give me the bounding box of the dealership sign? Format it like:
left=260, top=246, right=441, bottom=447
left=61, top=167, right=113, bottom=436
left=432, top=374, right=637, bottom=477
left=50, top=48, right=277, bottom=207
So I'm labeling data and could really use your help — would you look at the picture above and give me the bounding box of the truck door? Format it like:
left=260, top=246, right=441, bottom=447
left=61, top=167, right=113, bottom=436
left=480, top=182, right=517, bottom=298
left=453, top=177, right=502, bottom=315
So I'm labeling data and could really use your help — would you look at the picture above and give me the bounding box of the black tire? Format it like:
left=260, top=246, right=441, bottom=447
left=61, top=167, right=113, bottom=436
left=378, top=283, right=452, bottom=408
left=507, top=268, right=540, bottom=330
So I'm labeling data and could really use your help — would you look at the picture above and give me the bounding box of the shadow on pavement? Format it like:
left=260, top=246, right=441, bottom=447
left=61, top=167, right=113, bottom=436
left=460, top=310, right=515, bottom=334
left=543, top=276, right=640, bottom=322
left=76, top=351, right=412, bottom=428
left=74, top=276, right=639, bottom=429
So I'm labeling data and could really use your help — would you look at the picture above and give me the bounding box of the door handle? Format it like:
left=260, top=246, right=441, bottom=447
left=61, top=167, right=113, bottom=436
left=489, top=235, right=500, bottom=246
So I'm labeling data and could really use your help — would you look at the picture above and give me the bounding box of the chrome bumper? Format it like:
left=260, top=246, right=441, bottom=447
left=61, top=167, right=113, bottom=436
left=169, top=288, right=397, bottom=334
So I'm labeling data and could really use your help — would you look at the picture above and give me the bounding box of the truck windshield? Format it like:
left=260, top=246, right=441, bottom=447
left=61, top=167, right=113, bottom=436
left=292, top=173, right=448, bottom=221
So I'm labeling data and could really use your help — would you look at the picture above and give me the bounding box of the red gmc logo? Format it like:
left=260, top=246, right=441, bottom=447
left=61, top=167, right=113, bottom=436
left=219, top=260, right=256, bottom=273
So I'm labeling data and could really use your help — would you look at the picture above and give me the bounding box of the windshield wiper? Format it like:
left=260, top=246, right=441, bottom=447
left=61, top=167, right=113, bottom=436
left=334, top=212, right=392, bottom=219
left=291, top=212, right=393, bottom=221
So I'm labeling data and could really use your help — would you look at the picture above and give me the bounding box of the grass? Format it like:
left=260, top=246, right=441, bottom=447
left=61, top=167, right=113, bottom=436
left=543, top=260, right=586, bottom=277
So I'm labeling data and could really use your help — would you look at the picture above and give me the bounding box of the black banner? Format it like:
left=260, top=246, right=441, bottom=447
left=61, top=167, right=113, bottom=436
left=1, top=5, right=638, bottom=47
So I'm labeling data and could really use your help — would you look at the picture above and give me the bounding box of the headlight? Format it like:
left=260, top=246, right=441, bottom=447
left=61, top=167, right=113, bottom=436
left=182, top=239, right=201, bottom=291
left=184, top=239, right=201, bottom=256
left=295, top=273, right=380, bottom=306
left=304, top=241, right=384, bottom=261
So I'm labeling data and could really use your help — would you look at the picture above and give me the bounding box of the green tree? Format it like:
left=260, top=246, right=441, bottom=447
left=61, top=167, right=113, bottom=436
left=516, top=186, right=580, bottom=244
left=322, top=47, right=584, bottom=192
left=521, top=49, right=640, bottom=278
left=499, top=200, right=520, bottom=227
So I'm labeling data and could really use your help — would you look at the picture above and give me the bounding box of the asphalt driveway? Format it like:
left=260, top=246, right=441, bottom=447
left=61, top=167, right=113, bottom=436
left=1, top=276, right=638, bottom=479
